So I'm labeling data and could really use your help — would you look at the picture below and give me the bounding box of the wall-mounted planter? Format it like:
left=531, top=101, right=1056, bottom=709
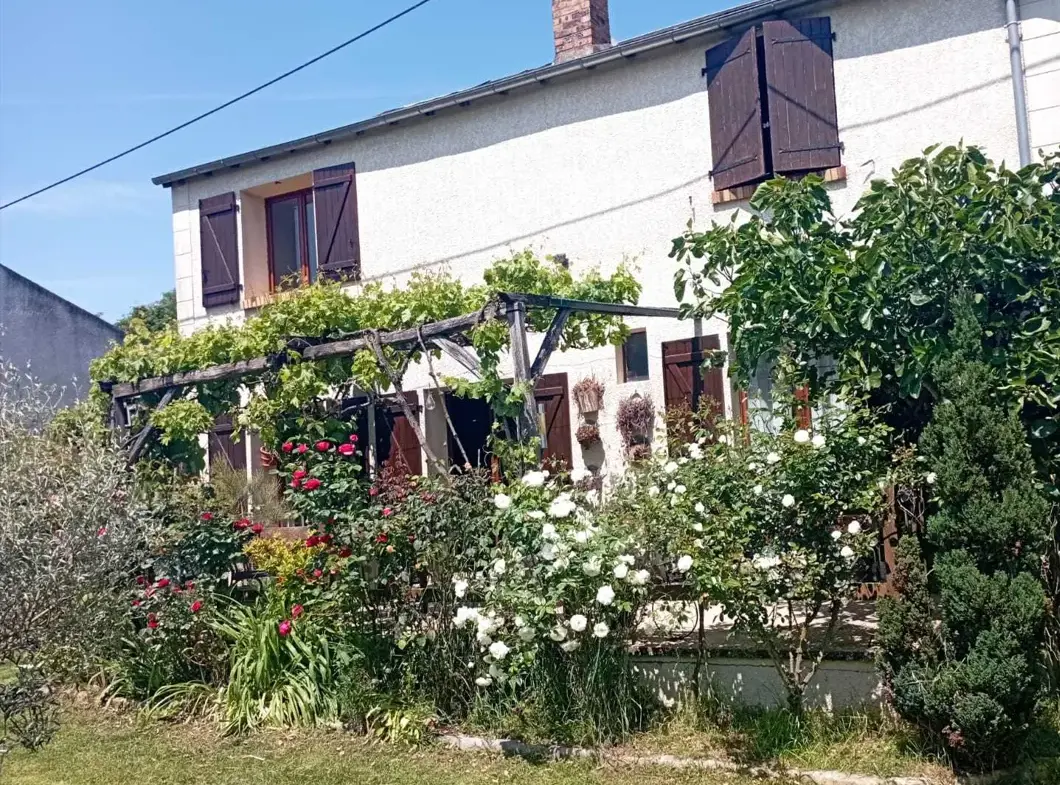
left=576, top=423, right=601, bottom=449
left=573, top=377, right=605, bottom=415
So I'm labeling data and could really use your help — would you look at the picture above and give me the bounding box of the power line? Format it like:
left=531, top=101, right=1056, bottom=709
left=0, top=0, right=437, bottom=212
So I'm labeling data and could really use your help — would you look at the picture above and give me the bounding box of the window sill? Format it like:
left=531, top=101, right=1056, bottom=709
left=711, top=165, right=847, bottom=207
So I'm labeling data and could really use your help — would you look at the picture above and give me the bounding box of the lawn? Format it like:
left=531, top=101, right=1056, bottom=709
left=2, top=712, right=782, bottom=785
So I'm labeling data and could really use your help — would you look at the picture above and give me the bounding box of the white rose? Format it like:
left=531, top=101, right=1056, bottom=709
left=453, top=578, right=469, bottom=598
left=518, top=626, right=535, bottom=642
left=527, top=510, right=546, bottom=520
left=569, top=614, right=588, bottom=632
left=753, top=484, right=763, bottom=495
left=592, top=622, right=610, bottom=639
left=926, top=472, right=937, bottom=485
left=549, top=625, right=567, bottom=641
left=582, top=558, right=602, bottom=577
left=494, top=493, right=512, bottom=510
left=521, top=470, right=546, bottom=488
left=629, top=569, right=649, bottom=586
left=847, top=521, right=862, bottom=535
left=678, top=457, right=689, bottom=465
left=676, top=555, right=694, bottom=573
left=857, top=436, right=867, bottom=446
left=794, top=429, right=811, bottom=444
left=694, top=501, right=705, bottom=514
left=718, top=434, right=729, bottom=445
left=596, top=585, right=616, bottom=605
left=781, top=494, right=795, bottom=508
left=476, top=632, right=493, bottom=647
left=692, top=522, right=703, bottom=532
left=539, top=543, right=557, bottom=561
left=648, top=486, right=660, bottom=498
left=840, top=545, right=855, bottom=559
left=766, top=452, right=781, bottom=465
left=664, top=461, right=679, bottom=474
left=618, top=554, right=636, bottom=565
left=613, top=562, right=629, bottom=580
left=573, top=529, right=593, bottom=544
left=812, top=434, right=826, bottom=449
left=667, top=481, right=676, bottom=491
left=541, top=523, right=559, bottom=541
left=453, top=606, right=478, bottom=628
left=475, top=676, right=492, bottom=687
left=675, top=484, right=687, bottom=495
left=688, top=444, right=703, bottom=460
left=830, top=529, right=842, bottom=541
left=560, top=640, right=580, bottom=653
left=488, top=641, right=510, bottom=661
left=748, top=462, right=759, bottom=471
left=491, top=559, right=507, bottom=576
left=549, top=497, right=576, bottom=518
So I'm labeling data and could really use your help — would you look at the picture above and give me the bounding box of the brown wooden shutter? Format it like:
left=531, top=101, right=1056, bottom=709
left=535, top=373, right=572, bottom=472
left=762, top=17, right=841, bottom=174
left=312, top=163, right=361, bottom=281
left=706, top=28, right=768, bottom=191
left=662, top=336, right=726, bottom=417
left=208, top=414, right=246, bottom=473
left=199, top=193, right=240, bottom=307
left=376, top=392, right=422, bottom=475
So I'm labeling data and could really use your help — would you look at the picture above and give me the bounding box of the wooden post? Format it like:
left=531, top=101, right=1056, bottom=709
left=530, top=308, right=571, bottom=380
left=507, top=301, right=540, bottom=449
left=126, top=387, right=178, bottom=466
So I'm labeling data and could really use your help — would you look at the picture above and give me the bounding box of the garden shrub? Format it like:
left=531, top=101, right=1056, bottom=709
left=877, top=299, right=1049, bottom=772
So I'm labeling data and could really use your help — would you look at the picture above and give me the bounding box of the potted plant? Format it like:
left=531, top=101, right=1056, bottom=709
left=572, top=376, right=605, bottom=414
left=576, top=423, right=601, bottom=448
left=617, top=394, right=655, bottom=458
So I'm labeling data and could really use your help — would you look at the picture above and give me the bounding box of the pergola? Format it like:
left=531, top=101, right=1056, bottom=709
left=100, top=293, right=684, bottom=467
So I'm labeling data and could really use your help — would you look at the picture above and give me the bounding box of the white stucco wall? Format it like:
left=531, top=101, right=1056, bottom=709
left=1022, top=0, right=1060, bottom=155
left=168, top=0, right=1028, bottom=478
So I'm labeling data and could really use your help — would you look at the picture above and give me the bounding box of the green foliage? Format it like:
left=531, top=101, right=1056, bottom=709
left=877, top=299, right=1049, bottom=772
left=117, top=290, right=177, bottom=334
left=671, top=145, right=1060, bottom=450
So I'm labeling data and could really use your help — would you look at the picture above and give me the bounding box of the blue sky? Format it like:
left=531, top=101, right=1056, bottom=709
left=0, top=0, right=730, bottom=322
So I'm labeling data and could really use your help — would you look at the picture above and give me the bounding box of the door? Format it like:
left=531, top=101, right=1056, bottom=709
left=534, top=373, right=573, bottom=471
left=375, top=391, right=423, bottom=475
left=662, top=336, right=726, bottom=442
left=208, top=414, right=247, bottom=473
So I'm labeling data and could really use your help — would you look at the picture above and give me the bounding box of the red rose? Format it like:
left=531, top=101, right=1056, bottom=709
left=251, top=523, right=264, bottom=535
left=136, top=576, right=147, bottom=586
left=382, top=507, right=393, bottom=518
left=278, top=620, right=292, bottom=637
left=291, top=604, right=304, bottom=618
left=315, top=441, right=331, bottom=452
left=281, top=442, right=294, bottom=453
left=144, top=587, right=155, bottom=598
left=312, top=569, right=323, bottom=578
left=147, top=614, right=159, bottom=630
left=376, top=533, right=389, bottom=544
left=156, top=578, right=170, bottom=588
left=369, top=487, right=379, bottom=497
left=304, top=478, right=322, bottom=491
left=172, top=587, right=182, bottom=595
left=305, top=535, right=319, bottom=548
left=185, top=581, right=195, bottom=590
left=290, top=478, right=302, bottom=489
left=292, top=468, right=307, bottom=480
left=132, top=599, right=141, bottom=608
left=233, top=518, right=250, bottom=530
left=349, top=434, right=359, bottom=444
left=318, top=533, right=333, bottom=545
left=408, top=534, right=416, bottom=543
left=190, top=600, right=203, bottom=613
left=338, top=547, right=352, bottom=558
left=200, top=512, right=214, bottom=521
left=338, top=443, right=355, bottom=456
left=296, top=444, right=308, bottom=454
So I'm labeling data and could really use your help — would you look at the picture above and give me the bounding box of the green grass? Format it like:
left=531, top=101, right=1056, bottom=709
left=1, top=711, right=780, bottom=785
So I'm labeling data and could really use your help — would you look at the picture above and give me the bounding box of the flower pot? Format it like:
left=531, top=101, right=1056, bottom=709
left=575, top=390, right=603, bottom=414
left=259, top=446, right=278, bottom=469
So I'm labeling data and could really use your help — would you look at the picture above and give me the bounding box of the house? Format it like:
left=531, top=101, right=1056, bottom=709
left=153, top=0, right=1060, bottom=480
left=0, top=263, right=123, bottom=405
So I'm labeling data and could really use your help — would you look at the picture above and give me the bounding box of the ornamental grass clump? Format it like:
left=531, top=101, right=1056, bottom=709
left=877, top=298, right=1049, bottom=772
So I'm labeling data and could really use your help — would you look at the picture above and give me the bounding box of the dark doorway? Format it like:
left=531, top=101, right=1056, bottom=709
left=444, top=393, right=493, bottom=469
left=375, top=391, right=423, bottom=475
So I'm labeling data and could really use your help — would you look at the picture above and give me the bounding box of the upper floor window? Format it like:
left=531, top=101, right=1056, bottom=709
left=706, top=17, right=841, bottom=193
left=267, top=189, right=318, bottom=290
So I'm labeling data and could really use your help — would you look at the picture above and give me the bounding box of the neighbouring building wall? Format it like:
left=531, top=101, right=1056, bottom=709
left=0, top=264, right=123, bottom=405
left=1022, top=0, right=1060, bottom=156
left=168, top=0, right=1024, bottom=480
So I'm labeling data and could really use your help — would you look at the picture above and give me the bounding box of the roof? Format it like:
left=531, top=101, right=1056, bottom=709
left=153, top=0, right=827, bottom=187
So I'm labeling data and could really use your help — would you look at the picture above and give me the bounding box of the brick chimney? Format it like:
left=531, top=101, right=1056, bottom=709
left=552, top=0, right=611, bottom=63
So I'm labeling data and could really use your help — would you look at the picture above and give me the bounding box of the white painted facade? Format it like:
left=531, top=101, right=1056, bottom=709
left=1022, top=0, right=1060, bottom=154
left=165, top=0, right=1048, bottom=481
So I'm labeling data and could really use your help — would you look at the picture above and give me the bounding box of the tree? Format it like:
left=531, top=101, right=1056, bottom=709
left=117, top=289, right=177, bottom=333
left=876, top=298, right=1049, bottom=772
left=671, top=146, right=1060, bottom=459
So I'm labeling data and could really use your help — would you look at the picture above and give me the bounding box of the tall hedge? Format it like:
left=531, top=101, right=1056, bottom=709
left=877, top=298, right=1049, bottom=771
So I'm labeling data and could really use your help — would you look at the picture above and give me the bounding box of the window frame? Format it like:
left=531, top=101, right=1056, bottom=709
left=265, top=188, right=316, bottom=291
left=620, top=329, right=650, bottom=383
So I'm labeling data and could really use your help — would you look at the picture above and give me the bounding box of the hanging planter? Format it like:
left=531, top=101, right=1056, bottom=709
left=576, top=423, right=601, bottom=448
left=617, top=394, right=655, bottom=454
left=572, top=376, right=605, bottom=414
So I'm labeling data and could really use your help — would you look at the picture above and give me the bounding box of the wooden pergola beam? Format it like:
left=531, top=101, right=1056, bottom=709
left=500, top=292, right=682, bottom=320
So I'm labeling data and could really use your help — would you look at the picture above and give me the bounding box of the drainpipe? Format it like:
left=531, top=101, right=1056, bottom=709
left=1005, top=0, right=1033, bottom=166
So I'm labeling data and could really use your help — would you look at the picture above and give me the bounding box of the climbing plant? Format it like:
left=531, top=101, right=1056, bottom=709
left=92, top=251, right=640, bottom=460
